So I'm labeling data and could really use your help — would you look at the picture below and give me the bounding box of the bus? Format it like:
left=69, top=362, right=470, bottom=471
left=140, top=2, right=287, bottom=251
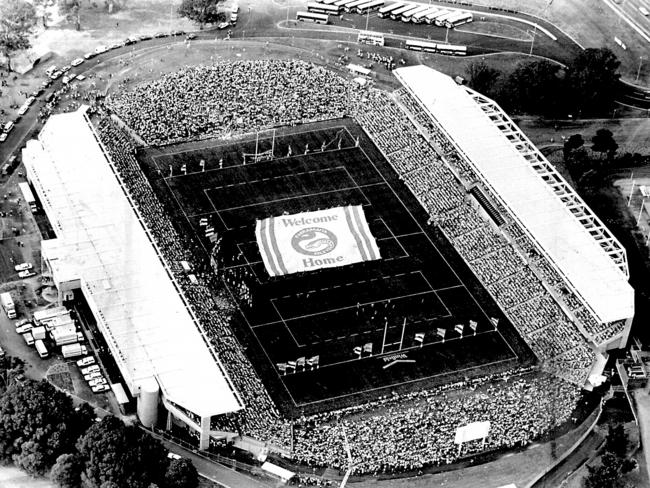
left=307, top=2, right=341, bottom=15
left=425, top=9, right=446, bottom=24
left=320, top=0, right=340, bottom=4
left=296, top=11, right=329, bottom=24
left=444, top=12, right=473, bottom=28
left=357, top=30, right=385, bottom=46
left=434, top=11, right=457, bottom=26
left=401, top=5, right=429, bottom=22
left=356, top=0, right=384, bottom=14
left=334, top=0, right=356, bottom=7
left=378, top=2, right=404, bottom=18
left=390, top=3, right=416, bottom=20
left=412, top=7, right=437, bottom=23
left=1, top=292, right=16, bottom=319
left=343, top=0, right=368, bottom=12
left=18, top=182, right=37, bottom=212
left=405, top=39, right=467, bottom=55
left=35, top=339, right=49, bottom=359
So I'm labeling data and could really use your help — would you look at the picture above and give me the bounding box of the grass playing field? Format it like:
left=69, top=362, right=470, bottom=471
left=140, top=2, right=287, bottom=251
left=138, top=118, right=536, bottom=417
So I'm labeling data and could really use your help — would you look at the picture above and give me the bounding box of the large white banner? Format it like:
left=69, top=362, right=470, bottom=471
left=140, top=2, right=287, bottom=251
left=255, top=206, right=381, bottom=277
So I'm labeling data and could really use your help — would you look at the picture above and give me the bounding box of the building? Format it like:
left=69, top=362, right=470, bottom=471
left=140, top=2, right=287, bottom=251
left=394, top=65, right=635, bottom=354
left=22, top=107, right=243, bottom=448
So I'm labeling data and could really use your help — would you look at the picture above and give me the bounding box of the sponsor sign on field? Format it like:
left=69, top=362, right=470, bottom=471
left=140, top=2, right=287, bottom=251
left=255, top=206, right=381, bottom=277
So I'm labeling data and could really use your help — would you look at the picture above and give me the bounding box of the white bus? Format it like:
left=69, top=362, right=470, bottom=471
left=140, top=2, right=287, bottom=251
left=444, top=11, right=473, bottom=28
left=401, top=5, right=429, bottom=22
left=334, top=0, right=356, bottom=7
left=296, top=11, right=329, bottom=24
left=35, top=339, right=49, bottom=359
left=307, top=2, right=341, bottom=15
left=412, top=7, right=437, bottom=23
left=405, top=39, right=467, bottom=55
left=434, top=11, right=457, bottom=26
left=320, top=0, right=340, bottom=4
left=378, top=2, right=404, bottom=18
left=358, top=30, right=385, bottom=46
left=344, top=0, right=368, bottom=12
left=390, top=3, right=416, bottom=20
left=425, top=9, right=448, bottom=24
left=356, top=0, right=384, bottom=14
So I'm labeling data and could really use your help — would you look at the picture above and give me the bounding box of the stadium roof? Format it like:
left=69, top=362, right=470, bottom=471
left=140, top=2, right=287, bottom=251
left=394, top=65, right=634, bottom=324
left=22, top=107, right=243, bottom=418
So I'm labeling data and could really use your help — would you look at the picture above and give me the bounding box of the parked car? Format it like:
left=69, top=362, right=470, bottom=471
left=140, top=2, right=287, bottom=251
left=185, top=33, right=197, bottom=40
left=71, top=58, right=84, bottom=67
left=49, top=71, right=62, bottom=80
left=91, top=383, right=110, bottom=393
left=84, top=371, right=102, bottom=381
left=18, top=270, right=36, bottom=279
left=83, top=52, right=96, bottom=60
left=76, top=356, right=95, bottom=367
left=81, top=364, right=100, bottom=375
left=218, top=22, right=230, bottom=30
left=16, top=323, right=34, bottom=334
left=154, top=32, right=167, bottom=38
left=0, top=133, right=7, bottom=143
left=15, top=318, right=31, bottom=328
left=88, top=377, right=107, bottom=387
left=14, top=262, right=33, bottom=272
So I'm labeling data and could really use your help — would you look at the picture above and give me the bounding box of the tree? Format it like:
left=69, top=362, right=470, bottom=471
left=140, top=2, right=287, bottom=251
left=502, top=60, right=565, bottom=115
left=57, top=0, right=81, bottom=31
left=50, top=453, right=83, bottom=488
left=77, top=416, right=168, bottom=488
left=0, top=379, right=93, bottom=474
left=165, top=458, right=199, bottom=488
left=465, top=60, right=501, bottom=99
left=605, top=424, right=628, bottom=458
left=567, top=48, right=621, bottom=116
left=563, top=134, right=584, bottom=160
left=0, top=0, right=37, bottom=71
left=178, top=0, right=226, bottom=30
left=591, top=128, right=618, bottom=160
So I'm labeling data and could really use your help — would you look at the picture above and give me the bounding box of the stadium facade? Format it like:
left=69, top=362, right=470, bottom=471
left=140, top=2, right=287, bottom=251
left=19, top=64, right=636, bottom=453
left=22, top=108, right=243, bottom=448
left=394, top=65, right=635, bottom=353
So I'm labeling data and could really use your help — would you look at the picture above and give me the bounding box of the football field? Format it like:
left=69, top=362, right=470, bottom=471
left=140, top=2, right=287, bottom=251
left=139, top=119, right=535, bottom=415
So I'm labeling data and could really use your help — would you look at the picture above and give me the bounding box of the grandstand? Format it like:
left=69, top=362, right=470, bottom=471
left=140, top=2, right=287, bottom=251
left=391, top=64, right=635, bottom=370
left=21, top=107, right=243, bottom=449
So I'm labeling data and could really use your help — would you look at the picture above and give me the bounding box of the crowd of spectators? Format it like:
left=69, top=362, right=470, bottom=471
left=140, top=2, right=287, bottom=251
left=92, top=62, right=603, bottom=475
left=107, top=60, right=366, bottom=146
left=361, top=91, right=596, bottom=386
left=292, top=373, right=580, bottom=475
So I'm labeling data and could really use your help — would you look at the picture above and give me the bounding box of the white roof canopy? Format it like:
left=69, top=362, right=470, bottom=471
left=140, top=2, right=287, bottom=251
left=394, top=66, right=634, bottom=324
left=22, top=107, right=243, bottom=418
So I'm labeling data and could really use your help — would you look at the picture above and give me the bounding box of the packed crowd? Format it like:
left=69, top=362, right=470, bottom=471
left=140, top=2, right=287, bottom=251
left=361, top=91, right=596, bottom=386
left=292, top=373, right=580, bottom=475
left=92, top=62, right=600, bottom=475
left=107, top=60, right=366, bottom=146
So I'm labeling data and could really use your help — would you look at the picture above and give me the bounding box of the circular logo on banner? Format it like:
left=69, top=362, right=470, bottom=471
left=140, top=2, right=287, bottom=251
left=291, top=227, right=337, bottom=256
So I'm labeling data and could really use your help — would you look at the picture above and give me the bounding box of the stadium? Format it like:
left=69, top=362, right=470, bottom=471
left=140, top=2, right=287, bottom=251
left=21, top=59, right=634, bottom=476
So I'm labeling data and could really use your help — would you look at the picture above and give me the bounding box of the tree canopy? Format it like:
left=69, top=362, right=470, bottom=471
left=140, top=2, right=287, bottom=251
left=0, top=0, right=37, bottom=71
left=165, top=458, right=199, bottom=488
left=567, top=48, right=621, bottom=116
left=465, top=60, right=501, bottom=100
left=178, top=0, right=226, bottom=29
left=0, top=379, right=94, bottom=475
left=76, top=416, right=169, bottom=488
left=591, top=128, right=618, bottom=160
left=501, top=60, right=565, bottom=116
left=50, top=453, right=83, bottom=488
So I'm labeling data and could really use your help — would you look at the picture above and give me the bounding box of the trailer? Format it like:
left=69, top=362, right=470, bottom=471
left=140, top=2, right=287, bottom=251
left=33, top=306, right=68, bottom=324
left=35, top=340, right=49, bottom=359
left=18, top=182, right=37, bottom=212
left=51, top=324, right=78, bottom=346
left=62, top=343, right=88, bottom=358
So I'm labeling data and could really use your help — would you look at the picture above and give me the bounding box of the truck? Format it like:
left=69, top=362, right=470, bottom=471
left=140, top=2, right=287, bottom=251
left=61, top=343, right=88, bottom=358
left=1, top=292, right=16, bottom=319
left=51, top=323, right=78, bottom=346
left=35, top=340, right=49, bottom=359
left=33, top=306, right=68, bottom=325
left=18, top=182, right=37, bottom=213
left=31, top=326, right=47, bottom=341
